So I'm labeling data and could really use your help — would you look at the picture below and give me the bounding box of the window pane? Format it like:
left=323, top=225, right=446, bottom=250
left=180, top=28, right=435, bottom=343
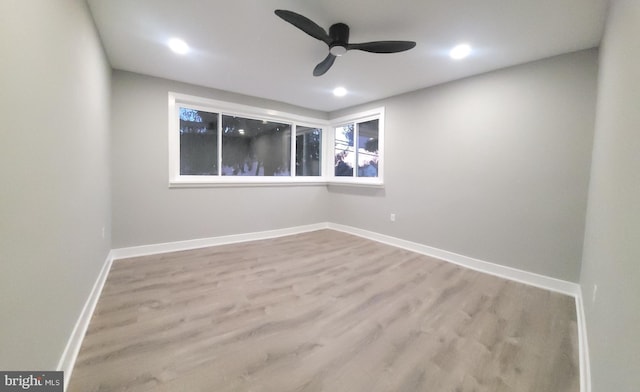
left=180, top=108, right=218, bottom=175
left=357, top=119, right=379, bottom=178
left=221, top=115, right=291, bottom=176
left=296, top=127, right=322, bottom=176
left=334, top=124, right=354, bottom=177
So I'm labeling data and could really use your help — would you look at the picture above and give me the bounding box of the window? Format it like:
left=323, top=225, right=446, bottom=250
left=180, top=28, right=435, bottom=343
left=295, top=126, right=322, bottom=176
left=180, top=108, right=218, bottom=176
left=169, top=93, right=383, bottom=187
left=330, top=108, right=384, bottom=185
left=221, top=116, right=291, bottom=176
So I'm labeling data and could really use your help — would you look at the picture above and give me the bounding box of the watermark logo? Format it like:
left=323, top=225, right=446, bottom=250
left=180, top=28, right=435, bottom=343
left=0, top=372, right=63, bottom=391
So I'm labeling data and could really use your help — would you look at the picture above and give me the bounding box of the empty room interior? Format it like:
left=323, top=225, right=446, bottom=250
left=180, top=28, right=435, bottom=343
left=1, top=0, right=639, bottom=391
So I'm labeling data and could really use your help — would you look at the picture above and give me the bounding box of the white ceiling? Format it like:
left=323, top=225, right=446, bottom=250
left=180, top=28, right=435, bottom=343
left=87, top=0, right=608, bottom=112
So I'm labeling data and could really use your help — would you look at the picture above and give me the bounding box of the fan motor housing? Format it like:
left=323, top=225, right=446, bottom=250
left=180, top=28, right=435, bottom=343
left=329, top=23, right=349, bottom=56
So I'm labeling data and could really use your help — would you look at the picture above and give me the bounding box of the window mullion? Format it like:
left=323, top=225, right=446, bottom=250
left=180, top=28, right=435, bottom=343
left=217, top=112, right=222, bottom=176
left=354, top=122, right=359, bottom=178
left=291, top=124, right=296, bottom=177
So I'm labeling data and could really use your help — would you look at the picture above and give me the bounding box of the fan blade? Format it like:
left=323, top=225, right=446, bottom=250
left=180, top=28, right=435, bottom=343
left=275, top=10, right=331, bottom=45
left=313, top=53, right=337, bottom=76
left=347, top=41, right=416, bottom=53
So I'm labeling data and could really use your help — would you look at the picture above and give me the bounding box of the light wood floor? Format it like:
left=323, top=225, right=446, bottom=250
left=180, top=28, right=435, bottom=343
left=68, top=230, right=578, bottom=392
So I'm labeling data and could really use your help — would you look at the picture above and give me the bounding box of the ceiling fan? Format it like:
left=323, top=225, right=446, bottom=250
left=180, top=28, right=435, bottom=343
left=275, top=9, right=417, bottom=76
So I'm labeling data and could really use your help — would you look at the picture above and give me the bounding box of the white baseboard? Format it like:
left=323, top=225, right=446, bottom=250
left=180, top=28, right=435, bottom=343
left=60, top=222, right=590, bottom=391
left=328, top=223, right=580, bottom=296
left=57, top=250, right=114, bottom=391
left=110, top=223, right=329, bottom=260
left=576, top=289, right=592, bottom=392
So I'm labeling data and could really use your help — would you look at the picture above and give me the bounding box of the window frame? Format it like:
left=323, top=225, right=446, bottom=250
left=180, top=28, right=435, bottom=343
left=169, top=92, right=329, bottom=187
left=327, top=107, right=385, bottom=187
left=168, top=92, right=384, bottom=188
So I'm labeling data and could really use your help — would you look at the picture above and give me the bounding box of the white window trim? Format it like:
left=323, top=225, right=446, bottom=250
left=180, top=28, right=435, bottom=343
left=327, top=107, right=385, bottom=187
left=168, top=92, right=384, bottom=188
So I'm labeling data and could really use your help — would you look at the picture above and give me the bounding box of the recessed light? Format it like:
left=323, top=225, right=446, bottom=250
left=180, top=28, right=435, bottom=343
left=168, top=38, right=189, bottom=55
left=449, top=43, right=471, bottom=60
left=333, top=87, right=347, bottom=97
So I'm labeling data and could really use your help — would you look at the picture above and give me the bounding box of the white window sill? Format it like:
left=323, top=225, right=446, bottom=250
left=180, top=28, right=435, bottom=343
left=169, top=177, right=384, bottom=188
left=327, top=179, right=384, bottom=188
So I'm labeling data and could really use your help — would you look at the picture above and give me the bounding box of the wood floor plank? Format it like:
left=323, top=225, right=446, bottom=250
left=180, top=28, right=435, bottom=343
left=68, top=229, right=578, bottom=392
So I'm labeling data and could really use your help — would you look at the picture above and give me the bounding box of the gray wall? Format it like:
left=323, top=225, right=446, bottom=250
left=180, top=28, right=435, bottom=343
left=0, top=0, right=111, bottom=369
left=111, top=71, right=329, bottom=248
left=328, top=50, right=598, bottom=282
left=580, top=1, right=640, bottom=391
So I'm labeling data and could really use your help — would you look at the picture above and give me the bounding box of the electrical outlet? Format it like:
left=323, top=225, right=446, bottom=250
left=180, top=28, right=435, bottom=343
left=390, top=213, right=396, bottom=222
left=592, top=284, right=598, bottom=303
